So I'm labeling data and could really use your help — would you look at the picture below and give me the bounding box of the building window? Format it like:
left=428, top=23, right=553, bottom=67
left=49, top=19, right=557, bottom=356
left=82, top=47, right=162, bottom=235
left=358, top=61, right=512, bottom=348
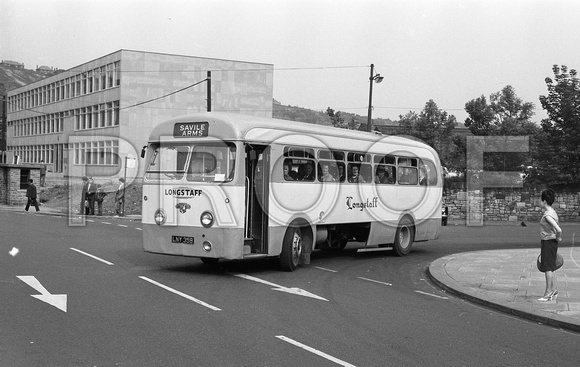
left=20, top=169, right=30, bottom=189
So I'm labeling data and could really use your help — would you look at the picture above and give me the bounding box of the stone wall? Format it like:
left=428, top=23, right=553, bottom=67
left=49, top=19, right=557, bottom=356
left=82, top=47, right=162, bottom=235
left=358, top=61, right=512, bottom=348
left=443, top=188, right=580, bottom=224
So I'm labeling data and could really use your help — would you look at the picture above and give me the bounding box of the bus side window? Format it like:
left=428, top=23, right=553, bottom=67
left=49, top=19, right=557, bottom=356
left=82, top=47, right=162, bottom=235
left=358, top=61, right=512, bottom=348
left=298, top=161, right=315, bottom=181
left=336, top=162, right=346, bottom=182
left=283, top=158, right=300, bottom=181
left=398, top=167, right=418, bottom=185
left=318, top=161, right=338, bottom=182
left=348, top=163, right=370, bottom=183
left=419, top=160, right=438, bottom=186
left=375, top=164, right=395, bottom=184
left=283, top=159, right=296, bottom=181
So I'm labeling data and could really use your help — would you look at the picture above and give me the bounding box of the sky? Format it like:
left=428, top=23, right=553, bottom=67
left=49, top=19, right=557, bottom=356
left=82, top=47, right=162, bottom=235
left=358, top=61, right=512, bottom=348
left=2, top=0, right=579, bottom=123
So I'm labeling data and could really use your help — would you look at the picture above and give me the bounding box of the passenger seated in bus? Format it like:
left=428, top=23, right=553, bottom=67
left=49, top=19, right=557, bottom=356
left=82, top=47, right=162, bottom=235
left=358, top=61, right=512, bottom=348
left=319, top=163, right=335, bottom=182
left=348, top=165, right=365, bottom=183
left=338, top=165, right=346, bottom=182
left=300, top=163, right=315, bottom=181
left=283, top=164, right=294, bottom=181
left=187, top=158, right=204, bottom=181
left=419, top=166, right=428, bottom=185
left=375, top=165, right=390, bottom=184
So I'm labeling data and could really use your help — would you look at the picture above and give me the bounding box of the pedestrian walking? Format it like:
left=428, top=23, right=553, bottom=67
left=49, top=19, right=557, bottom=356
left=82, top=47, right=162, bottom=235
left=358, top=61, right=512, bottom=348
left=115, top=178, right=125, bottom=216
left=537, top=188, right=563, bottom=302
left=25, top=179, right=40, bottom=212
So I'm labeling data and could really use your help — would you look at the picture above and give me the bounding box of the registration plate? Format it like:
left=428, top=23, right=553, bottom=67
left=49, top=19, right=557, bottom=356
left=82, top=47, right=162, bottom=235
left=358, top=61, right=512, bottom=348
left=172, top=236, right=194, bottom=244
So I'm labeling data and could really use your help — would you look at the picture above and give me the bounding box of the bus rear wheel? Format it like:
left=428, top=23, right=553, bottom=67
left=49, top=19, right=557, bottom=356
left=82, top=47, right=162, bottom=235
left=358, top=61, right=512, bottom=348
left=393, top=217, right=414, bottom=256
left=280, top=226, right=302, bottom=271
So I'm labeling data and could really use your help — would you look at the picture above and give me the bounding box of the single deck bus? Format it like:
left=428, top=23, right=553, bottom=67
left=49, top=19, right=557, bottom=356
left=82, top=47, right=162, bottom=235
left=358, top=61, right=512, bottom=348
left=141, top=112, right=442, bottom=271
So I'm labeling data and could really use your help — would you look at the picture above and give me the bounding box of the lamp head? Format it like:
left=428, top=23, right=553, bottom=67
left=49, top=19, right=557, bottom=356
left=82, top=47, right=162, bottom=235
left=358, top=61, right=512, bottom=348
left=374, top=74, right=384, bottom=83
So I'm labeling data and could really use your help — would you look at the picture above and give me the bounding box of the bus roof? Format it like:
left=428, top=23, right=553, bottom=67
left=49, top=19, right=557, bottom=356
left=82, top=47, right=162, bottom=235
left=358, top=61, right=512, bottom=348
left=148, top=112, right=439, bottom=159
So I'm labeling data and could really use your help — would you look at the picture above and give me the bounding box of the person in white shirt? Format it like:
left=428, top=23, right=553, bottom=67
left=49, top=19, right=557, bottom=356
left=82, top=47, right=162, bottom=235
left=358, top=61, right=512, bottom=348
left=115, top=178, right=125, bottom=216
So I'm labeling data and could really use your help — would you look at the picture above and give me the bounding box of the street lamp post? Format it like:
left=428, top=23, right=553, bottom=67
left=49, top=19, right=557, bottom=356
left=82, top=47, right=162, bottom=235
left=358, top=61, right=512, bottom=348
left=366, top=64, right=384, bottom=132
left=206, top=71, right=212, bottom=112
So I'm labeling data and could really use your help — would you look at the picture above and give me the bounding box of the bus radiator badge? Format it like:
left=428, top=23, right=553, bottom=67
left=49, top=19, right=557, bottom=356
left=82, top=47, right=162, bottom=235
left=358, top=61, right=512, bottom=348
left=176, top=203, right=191, bottom=214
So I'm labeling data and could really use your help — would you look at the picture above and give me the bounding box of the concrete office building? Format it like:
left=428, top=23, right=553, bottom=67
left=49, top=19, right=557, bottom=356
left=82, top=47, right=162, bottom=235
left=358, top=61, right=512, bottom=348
left=5, top=50, right=273, bottom=181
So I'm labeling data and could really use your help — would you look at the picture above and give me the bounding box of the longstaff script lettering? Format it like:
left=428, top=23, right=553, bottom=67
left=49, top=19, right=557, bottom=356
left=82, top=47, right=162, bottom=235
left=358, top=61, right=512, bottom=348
left=346, top=196, right=378, bottom=211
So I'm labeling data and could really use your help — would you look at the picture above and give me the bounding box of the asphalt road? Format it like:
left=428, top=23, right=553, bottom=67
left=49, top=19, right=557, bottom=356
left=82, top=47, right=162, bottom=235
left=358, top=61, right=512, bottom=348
left=2, top=211, right=579, bottom=366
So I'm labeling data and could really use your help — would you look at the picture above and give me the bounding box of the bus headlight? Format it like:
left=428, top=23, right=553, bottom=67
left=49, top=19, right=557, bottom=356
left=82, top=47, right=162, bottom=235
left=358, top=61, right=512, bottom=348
left=154, top=208, right=167, bottom=225
left=200, top=211, right=215, bottom=228
left=202, top=241, right=212, bottom=252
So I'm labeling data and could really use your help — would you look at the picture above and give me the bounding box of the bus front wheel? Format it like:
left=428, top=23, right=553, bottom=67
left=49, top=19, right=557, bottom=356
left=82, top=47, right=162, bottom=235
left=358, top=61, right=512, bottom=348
left=200, top=258, right=219, bottom=266
left=393, top=217, right=414, bottom=256
left=280, top=226, right=302, bottom=271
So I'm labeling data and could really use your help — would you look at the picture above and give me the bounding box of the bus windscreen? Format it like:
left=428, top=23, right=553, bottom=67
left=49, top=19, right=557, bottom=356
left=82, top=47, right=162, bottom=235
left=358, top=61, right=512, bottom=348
left=146, top=143, right=236, bottom=182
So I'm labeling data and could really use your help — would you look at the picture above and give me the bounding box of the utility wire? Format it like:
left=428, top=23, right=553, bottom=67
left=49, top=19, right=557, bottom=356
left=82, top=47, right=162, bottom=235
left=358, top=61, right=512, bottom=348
left=120, top=78, right=209, bottom=111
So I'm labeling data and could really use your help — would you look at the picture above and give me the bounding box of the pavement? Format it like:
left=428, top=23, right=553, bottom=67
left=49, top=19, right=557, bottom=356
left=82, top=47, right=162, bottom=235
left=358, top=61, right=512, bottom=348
left=3, top=202, right=579, bottom=332
left=429, top=247, right=580, bottom=332
left=0, top=203, right=142, bottom=221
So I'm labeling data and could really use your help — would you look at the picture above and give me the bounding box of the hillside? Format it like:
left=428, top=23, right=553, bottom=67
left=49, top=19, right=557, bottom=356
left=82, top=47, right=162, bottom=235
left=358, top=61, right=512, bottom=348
left=0, top=63, right=62, bottom=93
left=272, top=99, right=395, bottom=127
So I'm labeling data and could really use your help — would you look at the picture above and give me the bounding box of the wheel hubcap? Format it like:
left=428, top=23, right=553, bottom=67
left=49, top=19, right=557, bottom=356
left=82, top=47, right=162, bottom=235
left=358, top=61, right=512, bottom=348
left=292, top=230, right=302, bottom=263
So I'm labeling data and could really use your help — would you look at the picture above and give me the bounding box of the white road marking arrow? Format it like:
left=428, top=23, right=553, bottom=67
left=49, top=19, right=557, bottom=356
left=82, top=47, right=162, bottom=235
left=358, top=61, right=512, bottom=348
left=231, top=273, right=328, bottom=301
left=17, top=276, right=67, bottom=312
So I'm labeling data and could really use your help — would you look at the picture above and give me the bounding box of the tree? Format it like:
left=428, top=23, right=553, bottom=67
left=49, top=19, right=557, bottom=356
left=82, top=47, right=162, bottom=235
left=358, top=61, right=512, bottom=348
left=326, top=107, right=361, bottom=130
left=397, top=100, right=464, bottom=173
left=464, top=85, right=535, bottom=136
left=326, top=107, right=345, bottom=128
left=464, top=86, right=538, bottom=174
left=534, top=65, right=580, bottom=188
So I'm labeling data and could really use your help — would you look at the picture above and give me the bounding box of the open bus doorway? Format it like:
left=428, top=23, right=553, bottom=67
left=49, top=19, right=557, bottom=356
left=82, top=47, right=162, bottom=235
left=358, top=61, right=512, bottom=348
left=244, top=144, right=270, bottom=255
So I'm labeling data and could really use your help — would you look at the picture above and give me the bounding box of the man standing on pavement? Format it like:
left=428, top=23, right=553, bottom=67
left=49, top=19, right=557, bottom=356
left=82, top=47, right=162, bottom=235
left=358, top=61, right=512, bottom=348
left=39, top=160, right=47, bottom=187
left=80, top=176, right=89, bottom=215
left=86, top=177, right=97, bottom=215
left=115, top=178, right=125, bottom=217
left=25, top=179, right=40, bottom=212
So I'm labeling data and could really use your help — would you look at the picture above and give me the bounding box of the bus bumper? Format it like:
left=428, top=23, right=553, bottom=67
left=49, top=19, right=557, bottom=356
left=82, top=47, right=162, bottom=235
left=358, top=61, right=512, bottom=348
left=142, top=223, right=245, bottom=259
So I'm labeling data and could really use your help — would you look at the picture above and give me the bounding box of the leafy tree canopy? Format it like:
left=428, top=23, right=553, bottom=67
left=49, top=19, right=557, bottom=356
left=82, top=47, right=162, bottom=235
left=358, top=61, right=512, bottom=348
left=532, top=65, right=580, bottom=188
left=398, top=100, right=464, bottom=173
left=464, top=85, right=535, bottom=136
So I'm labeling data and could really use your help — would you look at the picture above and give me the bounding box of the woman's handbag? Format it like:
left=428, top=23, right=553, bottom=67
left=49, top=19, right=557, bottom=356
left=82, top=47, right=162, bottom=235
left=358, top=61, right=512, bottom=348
left=537, top=253, right=564, bottom=272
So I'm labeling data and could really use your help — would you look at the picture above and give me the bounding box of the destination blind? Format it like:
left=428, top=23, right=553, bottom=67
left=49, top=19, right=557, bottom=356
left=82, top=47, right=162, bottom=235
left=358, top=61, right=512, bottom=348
left=173, top=122, right=209, bottom=138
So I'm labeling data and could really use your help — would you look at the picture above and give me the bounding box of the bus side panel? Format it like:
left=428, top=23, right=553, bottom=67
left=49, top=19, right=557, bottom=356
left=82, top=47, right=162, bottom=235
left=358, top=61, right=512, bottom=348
left=366, top=221, right=399, bottom=247
left=268, top=225, right=286, bottom=257
left=415, top=217, right=441, bottom=241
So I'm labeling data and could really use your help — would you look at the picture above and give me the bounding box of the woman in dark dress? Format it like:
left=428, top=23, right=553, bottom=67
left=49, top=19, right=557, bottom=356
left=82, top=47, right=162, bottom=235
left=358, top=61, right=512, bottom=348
left=537, top=189, right=563, bottom=301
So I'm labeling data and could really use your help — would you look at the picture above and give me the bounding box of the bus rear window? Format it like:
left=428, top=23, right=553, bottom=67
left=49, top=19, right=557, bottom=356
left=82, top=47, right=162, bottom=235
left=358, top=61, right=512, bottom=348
left=146, top=143, right=236, bottom=182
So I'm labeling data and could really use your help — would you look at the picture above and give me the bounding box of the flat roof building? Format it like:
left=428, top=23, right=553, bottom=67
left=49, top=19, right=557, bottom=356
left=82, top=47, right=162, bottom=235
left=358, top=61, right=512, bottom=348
left=5, top=50, right=273, bottom=181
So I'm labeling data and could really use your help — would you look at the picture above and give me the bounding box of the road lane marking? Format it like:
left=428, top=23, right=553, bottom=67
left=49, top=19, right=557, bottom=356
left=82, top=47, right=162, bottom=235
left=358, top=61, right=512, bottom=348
left=276, top=335, right=356, bottom=367
left=70, top=248, right=114, bottom=265
left=231, top=273, right=328, bottom=301
left=102, top=221, right=112, bottom=225
left=314, top=266, right=338, bottom=273
left=358, top=277, right=392, bottom=286
left=135, top=228, right=142, bottom=231
left=17, top=276, right=67, bottom=312
left=118, top=224, right=128, bottom=227
left=139, top=276, right=221, bottom=311
left=414, top=290, right=448, bottom=300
